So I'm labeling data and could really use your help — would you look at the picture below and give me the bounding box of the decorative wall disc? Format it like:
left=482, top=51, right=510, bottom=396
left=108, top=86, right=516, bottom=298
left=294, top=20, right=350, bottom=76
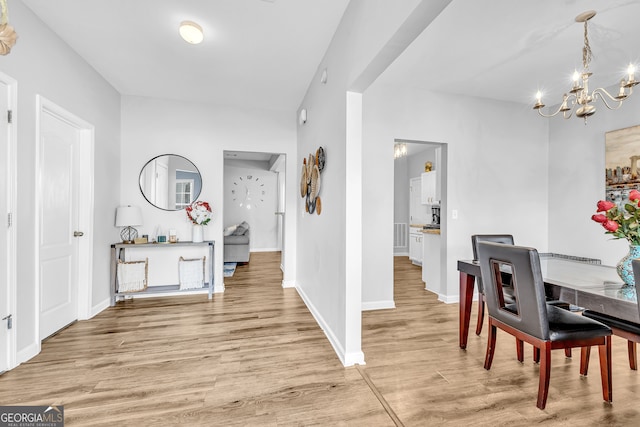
left=0, top=23, right=16, bottom=55
left=316, top=146, right=326, bottom=172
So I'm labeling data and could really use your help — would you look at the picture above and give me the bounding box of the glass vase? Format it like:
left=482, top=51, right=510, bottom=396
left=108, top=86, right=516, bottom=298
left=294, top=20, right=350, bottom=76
left=616, top=244, right=640, bottom=286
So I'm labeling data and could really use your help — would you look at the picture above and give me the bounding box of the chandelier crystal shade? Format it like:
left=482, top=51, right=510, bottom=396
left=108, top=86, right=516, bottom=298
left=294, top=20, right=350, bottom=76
left=533, top=10, right=638, bottom=123
left=394, top=143, right=408, bottom=159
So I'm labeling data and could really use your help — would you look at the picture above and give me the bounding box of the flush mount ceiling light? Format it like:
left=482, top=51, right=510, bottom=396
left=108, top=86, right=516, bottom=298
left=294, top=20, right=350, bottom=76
left=534, top=10, right=638, bottom=123
left=179, top=20, right=204, bottom=44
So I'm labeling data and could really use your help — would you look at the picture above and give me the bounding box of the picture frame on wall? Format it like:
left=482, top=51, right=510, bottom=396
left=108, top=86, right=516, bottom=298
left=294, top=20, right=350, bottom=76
left=605, top=124, right=640, bottom=208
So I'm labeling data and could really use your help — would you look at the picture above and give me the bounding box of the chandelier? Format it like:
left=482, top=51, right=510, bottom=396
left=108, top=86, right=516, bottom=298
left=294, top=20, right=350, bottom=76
left=533, top=10, right=638, bottom=123
left=394, top=143, right=407, bottom=159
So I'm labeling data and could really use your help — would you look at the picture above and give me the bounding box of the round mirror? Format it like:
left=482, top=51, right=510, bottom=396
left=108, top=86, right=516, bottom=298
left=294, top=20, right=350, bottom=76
left=139, top=154, right=202, bottom=211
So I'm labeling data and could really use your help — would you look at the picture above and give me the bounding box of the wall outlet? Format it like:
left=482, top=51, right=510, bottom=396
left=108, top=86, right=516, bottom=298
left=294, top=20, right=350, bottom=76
left=452, top=209, right=458, bottom=219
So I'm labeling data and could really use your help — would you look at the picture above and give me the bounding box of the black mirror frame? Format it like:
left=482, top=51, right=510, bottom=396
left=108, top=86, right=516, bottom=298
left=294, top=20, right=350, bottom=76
left=138, top=154, right=202, bottom=211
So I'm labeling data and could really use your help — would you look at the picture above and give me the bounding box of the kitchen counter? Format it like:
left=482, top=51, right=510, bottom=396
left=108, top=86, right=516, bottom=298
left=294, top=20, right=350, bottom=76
left=421, top=228, right=440, bottom=235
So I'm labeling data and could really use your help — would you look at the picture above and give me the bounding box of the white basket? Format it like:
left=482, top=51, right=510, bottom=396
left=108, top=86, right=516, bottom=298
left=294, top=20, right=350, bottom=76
left=117, top=258, right=148, bottom=293
left=179, top=256, right=205, bottom=290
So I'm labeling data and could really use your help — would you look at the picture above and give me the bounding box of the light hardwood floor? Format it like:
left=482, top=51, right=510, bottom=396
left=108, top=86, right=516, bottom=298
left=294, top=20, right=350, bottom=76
left=2, top=253, right=640, bottom=426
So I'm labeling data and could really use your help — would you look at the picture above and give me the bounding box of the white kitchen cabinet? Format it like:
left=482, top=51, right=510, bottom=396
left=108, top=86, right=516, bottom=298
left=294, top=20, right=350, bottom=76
left=409, top=227, right=422, bottom=265
left=421, top=171, right=437, bottom=204
left=422, top=231, right=440, bottom=293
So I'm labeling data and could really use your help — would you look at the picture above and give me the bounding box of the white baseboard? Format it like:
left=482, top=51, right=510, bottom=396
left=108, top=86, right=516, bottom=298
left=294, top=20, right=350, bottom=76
left=438, top=292, right=479, bottom=304
left=90, top=298, right=111, bottom=318
left=16, top=341, right=40, bottom=366
left=394, top=252, right=409, bottom=257
left=294, top=283, right=364, bottom=367
left=281, top=279, right=296, bottom=288
left=250, top=248, right=280, bottom=253
left=362, top=300, right=395, bottom=311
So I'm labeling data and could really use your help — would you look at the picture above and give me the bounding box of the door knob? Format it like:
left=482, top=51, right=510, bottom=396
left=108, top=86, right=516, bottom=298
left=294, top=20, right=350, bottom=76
left=73, top=231, right=84, bottom=237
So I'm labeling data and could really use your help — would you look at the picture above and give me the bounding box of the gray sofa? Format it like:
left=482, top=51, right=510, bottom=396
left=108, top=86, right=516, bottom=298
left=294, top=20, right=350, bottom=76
left=224, top=222, right=250, bottom=263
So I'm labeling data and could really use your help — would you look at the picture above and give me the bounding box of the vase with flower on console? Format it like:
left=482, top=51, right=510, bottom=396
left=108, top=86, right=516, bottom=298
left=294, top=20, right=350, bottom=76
left=192, top=224, right=204, bottom=243
left=616, top=245, right=640, bottom=287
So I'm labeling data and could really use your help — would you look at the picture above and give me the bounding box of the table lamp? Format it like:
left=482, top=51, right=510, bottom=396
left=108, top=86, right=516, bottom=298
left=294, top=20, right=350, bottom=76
left=115, top=205, right=142, bottom=243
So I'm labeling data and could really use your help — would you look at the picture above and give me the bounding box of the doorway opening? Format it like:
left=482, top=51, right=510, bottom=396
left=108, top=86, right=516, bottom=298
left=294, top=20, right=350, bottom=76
left=223, top=151, right=286, bottom=279
left=393, top=139, right=447, bottom=297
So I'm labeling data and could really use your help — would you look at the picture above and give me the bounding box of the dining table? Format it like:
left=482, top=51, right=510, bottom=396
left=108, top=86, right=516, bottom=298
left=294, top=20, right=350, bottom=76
left=457, top=254, right=640, bottom=349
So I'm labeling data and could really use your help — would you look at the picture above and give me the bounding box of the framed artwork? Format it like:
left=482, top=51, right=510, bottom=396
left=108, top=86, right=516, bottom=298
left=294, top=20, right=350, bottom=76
left=605, top=125, right=640, bottom=208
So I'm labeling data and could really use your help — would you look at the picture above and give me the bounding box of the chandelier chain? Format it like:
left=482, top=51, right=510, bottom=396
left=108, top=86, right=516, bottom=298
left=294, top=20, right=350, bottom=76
left=582, top=20, right=592, bottom=70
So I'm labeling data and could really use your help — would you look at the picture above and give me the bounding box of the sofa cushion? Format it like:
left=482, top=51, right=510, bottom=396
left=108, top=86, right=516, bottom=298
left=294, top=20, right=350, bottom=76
left=225, top=230, right=249, bottom=245
left=232, top=221, right=250, bottom=236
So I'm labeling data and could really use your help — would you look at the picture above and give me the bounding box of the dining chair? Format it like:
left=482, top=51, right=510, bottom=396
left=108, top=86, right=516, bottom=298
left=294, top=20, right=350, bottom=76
left=477, top=241, right=612, bottom=410
left=580, top=259, right=640, bottom=373
left=471, top=234, right=515, bottom=336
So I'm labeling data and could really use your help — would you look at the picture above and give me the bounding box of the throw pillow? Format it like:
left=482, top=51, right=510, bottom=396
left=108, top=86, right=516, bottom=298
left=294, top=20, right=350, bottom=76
left=223, top=224, right=238, bottom=236
left=232, top=221, right=249, bottom=236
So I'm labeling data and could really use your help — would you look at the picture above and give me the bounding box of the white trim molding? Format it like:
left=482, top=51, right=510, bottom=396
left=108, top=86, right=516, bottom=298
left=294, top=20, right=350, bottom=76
left=295, top=282, right=366, bottom=367
left=362, top=300, right=396, bottom=311
left=0, top=71, right=17, bottom=372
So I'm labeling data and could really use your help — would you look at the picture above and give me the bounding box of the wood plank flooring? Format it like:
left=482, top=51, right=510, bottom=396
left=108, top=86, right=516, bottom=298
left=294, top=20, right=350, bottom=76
left=2, top=253, right=640, bottom=425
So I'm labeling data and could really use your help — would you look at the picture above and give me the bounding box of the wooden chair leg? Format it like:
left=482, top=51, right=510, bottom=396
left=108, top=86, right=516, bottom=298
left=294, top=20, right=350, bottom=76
left=484, top=322, right=497, bottom=370
left=628, top=341, right=637, bottom=371
left=533, top=347, right=540, bottom=363
left=516, top=339, right=524, bottom=363
left=565, top=348, right=572, bottom=358
left=537, top=344, right=552, bottom=410
left=475, top=294, right=485, bottom=336
left=580, top=346, right=591, bottom=376
left=598, top=336, right=613, bottom=403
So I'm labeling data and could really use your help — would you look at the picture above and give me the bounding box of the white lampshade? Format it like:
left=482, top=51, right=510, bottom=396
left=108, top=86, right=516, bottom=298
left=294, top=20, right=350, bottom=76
left=115, top=206, right=142, bottom=227
left=179, top=21, right=204, bottom=44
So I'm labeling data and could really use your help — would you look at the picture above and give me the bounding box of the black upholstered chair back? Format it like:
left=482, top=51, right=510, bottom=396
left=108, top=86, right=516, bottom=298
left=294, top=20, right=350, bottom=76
left=471, top=234, right=514, bottom=293
left=477, top=241, right=550, bottom=340
left=634, top=259, right=640, bottom=320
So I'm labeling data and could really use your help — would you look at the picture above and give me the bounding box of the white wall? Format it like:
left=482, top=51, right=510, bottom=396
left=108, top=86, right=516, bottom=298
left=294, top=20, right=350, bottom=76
left=362, top=84, right=550, bottom=304
left=296, top=0, right=452, bottom=366
left=120, top=96, right=297, bottom=290
left=224, top=161, right=279, bottom=251
left=4, top=2, right=121, bottom=360
left=548, top=92, right=640, bottom=266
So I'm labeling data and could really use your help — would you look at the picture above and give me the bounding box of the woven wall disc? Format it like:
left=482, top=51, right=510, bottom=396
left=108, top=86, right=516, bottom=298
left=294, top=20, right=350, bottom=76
left=316, top=146, right=325, bottom=172
left=300, top=163, right=308, bottom=197
left=309, top=164, right=321, bottom=200
left=0, top=24, right=17, bottom=56
left=316, top=197, right=322, bottom=215
left=306, top=154, right=314, bottom=183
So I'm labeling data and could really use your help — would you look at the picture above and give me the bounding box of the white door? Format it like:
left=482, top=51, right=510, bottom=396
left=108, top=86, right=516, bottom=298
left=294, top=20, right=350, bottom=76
left=39, top=111, right=80, bottom=340
left=0, top=78, right=10, bottom=371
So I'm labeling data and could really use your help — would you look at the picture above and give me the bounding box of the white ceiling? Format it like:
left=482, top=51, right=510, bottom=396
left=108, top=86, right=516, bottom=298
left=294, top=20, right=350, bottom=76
left=21, top=0, right=640, bottom=115
left=22, top=0, right=350, bottom=112
left=378, top=0, right=640, bottom=109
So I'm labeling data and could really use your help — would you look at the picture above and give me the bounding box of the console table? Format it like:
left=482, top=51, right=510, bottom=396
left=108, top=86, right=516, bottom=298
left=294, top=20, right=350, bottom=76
left=110, top=241, right=214, bottom=305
